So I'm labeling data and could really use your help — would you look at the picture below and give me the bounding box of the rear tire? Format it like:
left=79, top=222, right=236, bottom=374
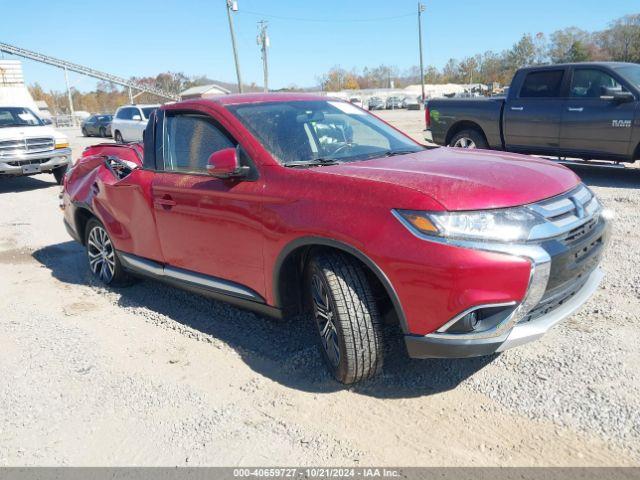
left=84, top=218, right=131, bottom=287
left=52, top=165, right=68, bottom=185
left=99, top=127, right=106, bottom=138
left=306, top=252, right=384, bottom=384
left=114, top=131, right=123, bottom=144
left=448, top=129, right=488, bottom=149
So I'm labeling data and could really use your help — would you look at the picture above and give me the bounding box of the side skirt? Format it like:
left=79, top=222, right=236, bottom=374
left=118, top=251, right=283, bottom=319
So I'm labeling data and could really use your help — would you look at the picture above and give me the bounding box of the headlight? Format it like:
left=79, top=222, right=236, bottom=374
left=394, top=207, right=546, bottom=243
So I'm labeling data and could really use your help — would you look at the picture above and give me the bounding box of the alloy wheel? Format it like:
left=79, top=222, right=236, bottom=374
left=453, top=137, right=476, bottom=148
left=87, top=226, right=116, bottom=283
left=311, top=273, right=340, bottom=367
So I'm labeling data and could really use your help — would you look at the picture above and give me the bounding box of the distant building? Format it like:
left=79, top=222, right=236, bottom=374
left=179, top=84, right=231, bottom=100
left=0, top=60, right=39, bottom=111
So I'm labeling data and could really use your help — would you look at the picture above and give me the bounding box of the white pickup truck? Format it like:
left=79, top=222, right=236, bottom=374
left=0, top=105, right=72, bottom=184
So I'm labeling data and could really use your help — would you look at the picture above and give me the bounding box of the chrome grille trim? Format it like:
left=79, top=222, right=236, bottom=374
left=527, top=184, right=600, bottom=241
left=0, top=137, right=55, bottom=157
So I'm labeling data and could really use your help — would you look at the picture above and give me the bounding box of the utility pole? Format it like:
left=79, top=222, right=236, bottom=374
left=257, top=20, right=269, bottom=93
left=63, top=66, right=75, bottom=126
left=417, top=2, right=426, bottom=106
left=226, top=0, right=243, bottom=93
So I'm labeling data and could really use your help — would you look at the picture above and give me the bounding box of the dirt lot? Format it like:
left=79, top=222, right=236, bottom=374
left=0, top=116, right=638, bottom=466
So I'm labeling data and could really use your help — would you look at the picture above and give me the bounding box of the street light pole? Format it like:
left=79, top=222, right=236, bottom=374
left=226, top=0, right=243, bottom=93
left=417, top=2, right=426, bottom=105
left=257, top=20, right=269, bottom=93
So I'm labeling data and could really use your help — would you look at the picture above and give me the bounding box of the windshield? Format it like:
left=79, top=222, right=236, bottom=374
left=0, top=107, right=43, bottom=128
left=615, top=64, right=640, bottom=89
left=226, top=100, right=423, bottom=166
left=142, top=107, right=157, bottom=119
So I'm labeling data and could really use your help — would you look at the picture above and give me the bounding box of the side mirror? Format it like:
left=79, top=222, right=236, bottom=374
left=206, top=147, right=249, bottom=179
left=601, top=87, right=635, bottom=103
left=132, top=114, right=142, bottom=121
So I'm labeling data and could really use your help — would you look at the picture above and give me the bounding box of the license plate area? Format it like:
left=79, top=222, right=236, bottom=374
left=22, top=164, right=41, bottom=174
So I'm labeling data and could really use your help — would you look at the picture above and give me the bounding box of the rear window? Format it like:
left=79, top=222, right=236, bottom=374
left=519, top=70, right=564, bottom=98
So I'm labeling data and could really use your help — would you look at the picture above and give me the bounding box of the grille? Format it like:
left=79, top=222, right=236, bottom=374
left=0, top=137, right=55, bottom=157
left=528, top=184, right=600, bottom=240
left=522, top=184, right=606, bottom=323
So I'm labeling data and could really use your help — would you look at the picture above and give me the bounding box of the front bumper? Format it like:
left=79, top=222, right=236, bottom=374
left=0, top=148, right=72, bottom=175
left=405, top=267, right=603, bottom=358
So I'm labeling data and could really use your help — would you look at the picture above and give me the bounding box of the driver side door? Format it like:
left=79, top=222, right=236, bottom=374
left=151, top=109, right=267, bottom=299
left=560, top=67, right=635, bottom=159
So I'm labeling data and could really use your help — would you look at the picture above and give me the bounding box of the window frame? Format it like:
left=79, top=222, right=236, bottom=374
left=518, top=69, right=567, bottom=99
left=153, top=109, right=241, bottom=176
left=568, top=66, right=637, bottom=102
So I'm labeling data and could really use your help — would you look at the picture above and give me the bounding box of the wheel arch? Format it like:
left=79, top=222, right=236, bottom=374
left=73, top=206, right=96, bottom=245
left=445, top=120, right=488, bottom=147
left=272, top=237, right=408, bottom=333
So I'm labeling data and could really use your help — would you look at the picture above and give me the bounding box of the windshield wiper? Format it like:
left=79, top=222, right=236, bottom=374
left=284, top=158, right=341, bottom=168
left=382, top=149, right=421, bottom=157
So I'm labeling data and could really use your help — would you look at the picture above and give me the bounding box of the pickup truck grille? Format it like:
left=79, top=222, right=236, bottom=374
left=0, top=137, right=55, bottom=157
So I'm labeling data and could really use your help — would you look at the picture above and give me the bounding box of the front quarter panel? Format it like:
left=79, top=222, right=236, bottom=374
left=261, top=166, right=531, bottom=335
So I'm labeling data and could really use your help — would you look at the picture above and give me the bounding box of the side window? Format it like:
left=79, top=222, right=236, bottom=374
left=570, top=69, right=624, bottom=98
left=132, top=108, right=142, bottom=120
left=117, top=108, right=132, bottom=120
left=520, top=70, right=564, bottom=98
left=162, top=114, right=235, bottom=173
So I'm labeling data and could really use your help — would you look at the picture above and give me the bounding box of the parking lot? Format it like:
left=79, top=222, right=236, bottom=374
left=0, top=112, right=638, bottom=466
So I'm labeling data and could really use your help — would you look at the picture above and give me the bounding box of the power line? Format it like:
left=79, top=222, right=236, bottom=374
left=239, top=10, right=414, bottom=23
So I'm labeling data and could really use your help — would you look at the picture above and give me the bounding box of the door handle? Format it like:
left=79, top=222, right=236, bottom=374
left=154, top=195, right=176, bottom=210
left=510, top=106, right=524, bottom=111
left=567, top=107, right=584, bottom=112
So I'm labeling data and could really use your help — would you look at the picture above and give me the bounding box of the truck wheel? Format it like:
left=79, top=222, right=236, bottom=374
left=449, top=129, right=488, bottom=149
left=114, top=131, right=123, bottom=144
left=85, top=219, right=131, bottom=286
left=307, top=252, right=384, bottom=384
left=52, top=165, right=68, bottom=185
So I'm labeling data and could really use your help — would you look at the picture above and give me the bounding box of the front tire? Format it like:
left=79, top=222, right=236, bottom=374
left=307, top=252, right=384, bottom=384
left=85, top=219, right=131, bottom=286
left=114, top=131, right=124, bottom=144
left=448, top=129, right=488, bottom=149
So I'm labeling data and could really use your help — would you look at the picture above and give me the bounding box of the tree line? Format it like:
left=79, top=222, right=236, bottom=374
left=29, top=12, right=639, bottom=114
left=317, top=13, right=640, bottom=91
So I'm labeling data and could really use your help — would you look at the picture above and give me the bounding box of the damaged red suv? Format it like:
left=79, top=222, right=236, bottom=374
left=61, top=94, right=609, bottom=384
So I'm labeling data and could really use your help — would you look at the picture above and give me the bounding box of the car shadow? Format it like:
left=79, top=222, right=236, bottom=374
left=32, top=241, right=495, bottom=398
left=0, top=175, right=57, bottom=193
left=565, top=163, right=640, bottom=189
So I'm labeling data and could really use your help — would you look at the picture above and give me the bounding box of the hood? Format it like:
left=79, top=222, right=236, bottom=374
left=0, top=124, right=67, bottom=142
left=322, top=148, right=581, bottom=211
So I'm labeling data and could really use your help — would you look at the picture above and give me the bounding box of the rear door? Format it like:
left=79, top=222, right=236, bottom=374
left=150, top=108, right=266, bottom=298
left=503, top=68, right=566, bottom=155
left=560, top=67, right=635, bottom=160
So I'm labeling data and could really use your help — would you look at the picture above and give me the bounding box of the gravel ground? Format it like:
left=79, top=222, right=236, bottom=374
left=0, top=117, right=638, bottom=466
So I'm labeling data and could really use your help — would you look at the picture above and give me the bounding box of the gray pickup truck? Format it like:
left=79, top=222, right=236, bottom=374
left=425, top=62, right=640, bottom=163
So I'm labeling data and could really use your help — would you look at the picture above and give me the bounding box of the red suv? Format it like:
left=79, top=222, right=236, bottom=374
left=61, top=94, right=609, bottom=384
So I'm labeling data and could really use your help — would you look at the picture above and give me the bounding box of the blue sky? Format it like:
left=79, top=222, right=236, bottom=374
left=0, top=0, right=636, bottom=92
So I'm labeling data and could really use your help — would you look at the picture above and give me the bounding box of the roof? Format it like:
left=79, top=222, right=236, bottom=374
left=180, top=84, right=231, bottom=96
left=205, top=92, right=330, bottom=106
left=518, top=61, right=635, bottom=71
